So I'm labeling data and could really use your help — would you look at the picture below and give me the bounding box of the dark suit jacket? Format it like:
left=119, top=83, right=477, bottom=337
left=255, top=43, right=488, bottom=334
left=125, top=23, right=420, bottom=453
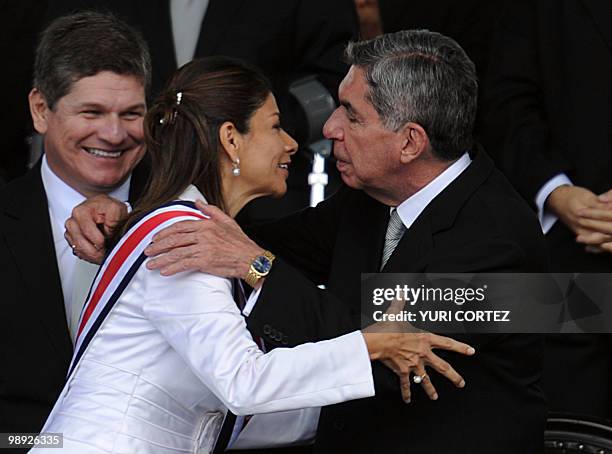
left=247, top=149, right=548, bottom=453
left=0, top=161, right=147, bottom=435
left=482, top=0, right=612, bottom=272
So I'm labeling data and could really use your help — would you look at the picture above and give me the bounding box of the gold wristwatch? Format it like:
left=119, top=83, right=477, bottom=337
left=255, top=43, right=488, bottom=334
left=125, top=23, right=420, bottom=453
left=244, top=250, right=275, bottom=288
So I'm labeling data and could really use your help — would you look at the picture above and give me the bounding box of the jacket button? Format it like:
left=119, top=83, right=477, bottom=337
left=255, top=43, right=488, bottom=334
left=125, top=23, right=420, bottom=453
left=263, top=324, right=271, bottom=335
left=281, top=335, right=289, bottom=345
left=333, top=420, right=345, bottom=431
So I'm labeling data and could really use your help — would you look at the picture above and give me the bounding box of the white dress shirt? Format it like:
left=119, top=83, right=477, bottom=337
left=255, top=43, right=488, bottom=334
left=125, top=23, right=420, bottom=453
left=32, top=185, right=374, bottom=453
left=395, top=152, right=472, bottom=228
left=40, top=154, right=131, bottom=341
left=535, top=173, right=573, bottom=234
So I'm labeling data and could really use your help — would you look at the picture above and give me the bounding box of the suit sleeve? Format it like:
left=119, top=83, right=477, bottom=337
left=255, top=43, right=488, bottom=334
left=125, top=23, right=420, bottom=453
left=247, top=259, right=356, bottom=350
left=248, top=188, right=348, bottom=284
left=245, top=189, right=358, bottom=348
left=481, top=0, right=571, bottom=207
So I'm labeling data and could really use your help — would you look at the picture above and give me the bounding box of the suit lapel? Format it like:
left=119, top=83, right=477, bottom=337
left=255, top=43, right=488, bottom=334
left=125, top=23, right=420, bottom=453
left=195, top=0, right=246, bottom=56
left=382, top=147, right=494, bottom=272
left=2, top=167, right=73, bottom=362
left=580, top=0, right=612, bottom=55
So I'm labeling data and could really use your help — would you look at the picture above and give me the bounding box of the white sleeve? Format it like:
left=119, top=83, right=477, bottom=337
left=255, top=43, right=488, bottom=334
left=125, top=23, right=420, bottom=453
left=229, top=408, right=320, bottom=450
left=535, top=173, right=573, bottom=234
left=141, top=269, right=374, bottom=415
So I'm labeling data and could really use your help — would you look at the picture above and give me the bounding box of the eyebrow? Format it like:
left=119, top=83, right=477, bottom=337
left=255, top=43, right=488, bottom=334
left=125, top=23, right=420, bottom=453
left=76, top=102, right=146, bottom=112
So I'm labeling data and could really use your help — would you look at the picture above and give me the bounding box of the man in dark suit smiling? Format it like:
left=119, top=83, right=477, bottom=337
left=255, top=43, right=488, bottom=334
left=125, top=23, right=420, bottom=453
left=0, top=11, right=150, bottom=436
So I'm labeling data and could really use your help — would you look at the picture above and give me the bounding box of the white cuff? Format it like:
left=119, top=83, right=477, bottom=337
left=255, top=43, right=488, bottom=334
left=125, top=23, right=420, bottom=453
left=535, top=174, right=573, bottom=234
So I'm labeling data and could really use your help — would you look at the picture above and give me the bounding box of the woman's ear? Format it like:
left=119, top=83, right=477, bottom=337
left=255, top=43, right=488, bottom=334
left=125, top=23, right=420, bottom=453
left=218, top=121, right=242, bottom=163
left=29, top=88, right=50, bottom=134
left=399, top=122, right=430, bottom=164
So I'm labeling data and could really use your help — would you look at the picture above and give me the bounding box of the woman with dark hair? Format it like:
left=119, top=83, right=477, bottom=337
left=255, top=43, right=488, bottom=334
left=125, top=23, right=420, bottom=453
left=33, top=57, right=473, bottom=453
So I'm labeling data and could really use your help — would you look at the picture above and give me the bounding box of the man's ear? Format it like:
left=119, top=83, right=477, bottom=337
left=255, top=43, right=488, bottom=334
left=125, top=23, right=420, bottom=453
left=218, top=121, right=242, bottom=163
left=28, top=88, right=50, bottom=134
left=398, top=122, right=430, bottom=164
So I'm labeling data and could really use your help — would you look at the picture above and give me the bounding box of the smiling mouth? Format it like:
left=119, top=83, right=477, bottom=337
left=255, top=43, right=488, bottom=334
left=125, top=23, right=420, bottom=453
left=83, top=147, right=125, bottom=158
left=277, top=163, right=289, bottom=170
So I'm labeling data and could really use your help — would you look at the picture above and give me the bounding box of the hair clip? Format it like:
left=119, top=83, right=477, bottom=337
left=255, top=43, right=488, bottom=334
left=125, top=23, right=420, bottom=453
left=176, top=91, right=183, bottom=106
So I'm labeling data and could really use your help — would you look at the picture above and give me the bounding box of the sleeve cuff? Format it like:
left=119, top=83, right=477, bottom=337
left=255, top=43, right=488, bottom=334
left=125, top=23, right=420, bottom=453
left=331, top=331, right=375, bottom=399
left=535, top=174, right=573, bottom=234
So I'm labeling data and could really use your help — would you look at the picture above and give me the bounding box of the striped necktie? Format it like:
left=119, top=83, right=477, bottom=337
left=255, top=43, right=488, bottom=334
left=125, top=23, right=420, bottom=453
left=380, top=208, right=406, bottom=270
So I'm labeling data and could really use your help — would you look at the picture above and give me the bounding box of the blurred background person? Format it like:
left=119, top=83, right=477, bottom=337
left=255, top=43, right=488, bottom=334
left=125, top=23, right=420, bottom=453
left=482, top=0, right=612, bottom=419
left=353, top=0, right=506, bottom=135
left=354, top=0, right=382, bottom=39
left=1, top=0, right=49, bottom=181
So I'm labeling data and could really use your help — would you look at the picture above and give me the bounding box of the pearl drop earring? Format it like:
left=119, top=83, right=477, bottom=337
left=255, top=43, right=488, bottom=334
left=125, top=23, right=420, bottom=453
left=232, top=158, right=241, bottom=177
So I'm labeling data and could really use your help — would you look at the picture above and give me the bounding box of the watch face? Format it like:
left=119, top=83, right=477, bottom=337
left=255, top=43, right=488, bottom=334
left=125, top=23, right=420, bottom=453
left=253, top=255, right=273, bottom=274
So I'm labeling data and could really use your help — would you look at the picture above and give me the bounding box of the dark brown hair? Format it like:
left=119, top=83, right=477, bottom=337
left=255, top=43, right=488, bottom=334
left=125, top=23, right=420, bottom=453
left=34, top=11, right=151, bottom=109
left=120, top=57, right=271, bottom=236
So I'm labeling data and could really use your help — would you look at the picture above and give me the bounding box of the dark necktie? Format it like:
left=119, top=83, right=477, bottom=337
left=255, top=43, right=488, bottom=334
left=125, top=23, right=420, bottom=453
left=232, top=278, right=247, bottom=312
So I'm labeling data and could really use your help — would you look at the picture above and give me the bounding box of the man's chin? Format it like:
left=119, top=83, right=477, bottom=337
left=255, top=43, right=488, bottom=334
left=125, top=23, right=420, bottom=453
left=339, top=171, right=363, bottom=190
left=83, top=172, right=131, bottom=193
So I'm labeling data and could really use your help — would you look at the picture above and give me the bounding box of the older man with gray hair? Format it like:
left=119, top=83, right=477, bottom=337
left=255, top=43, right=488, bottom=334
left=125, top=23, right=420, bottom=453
left=72, top=30, right=549, bottom=453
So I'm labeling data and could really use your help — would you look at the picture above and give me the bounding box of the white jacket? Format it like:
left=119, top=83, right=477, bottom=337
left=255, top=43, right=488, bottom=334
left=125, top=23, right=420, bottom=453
left=31, top=186, right=374, bottom=453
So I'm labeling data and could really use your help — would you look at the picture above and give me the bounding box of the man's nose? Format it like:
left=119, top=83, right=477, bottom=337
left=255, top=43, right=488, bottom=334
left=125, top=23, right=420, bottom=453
left=98, top=115, right=128, bottom=145
left=323, top=108, right=342, bottom=140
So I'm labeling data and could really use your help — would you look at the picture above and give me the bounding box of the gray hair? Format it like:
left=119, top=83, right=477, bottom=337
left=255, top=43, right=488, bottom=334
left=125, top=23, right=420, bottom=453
left=345, top=29, right=478, bottom=160
left=34, top=11, right=152, bottom=109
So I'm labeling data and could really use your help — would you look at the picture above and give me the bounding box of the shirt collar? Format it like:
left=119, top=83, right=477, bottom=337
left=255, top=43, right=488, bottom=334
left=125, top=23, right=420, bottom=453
left=395, top=152, right=472, bottom=230
left=178, top=184, right=208, bottom=203
left=41, top=154, right=131, bottom=230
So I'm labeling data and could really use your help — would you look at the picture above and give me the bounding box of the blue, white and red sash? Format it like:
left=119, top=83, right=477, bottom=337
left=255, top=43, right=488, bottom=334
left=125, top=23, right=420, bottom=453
left=68, top=200, right=206, bottom=379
